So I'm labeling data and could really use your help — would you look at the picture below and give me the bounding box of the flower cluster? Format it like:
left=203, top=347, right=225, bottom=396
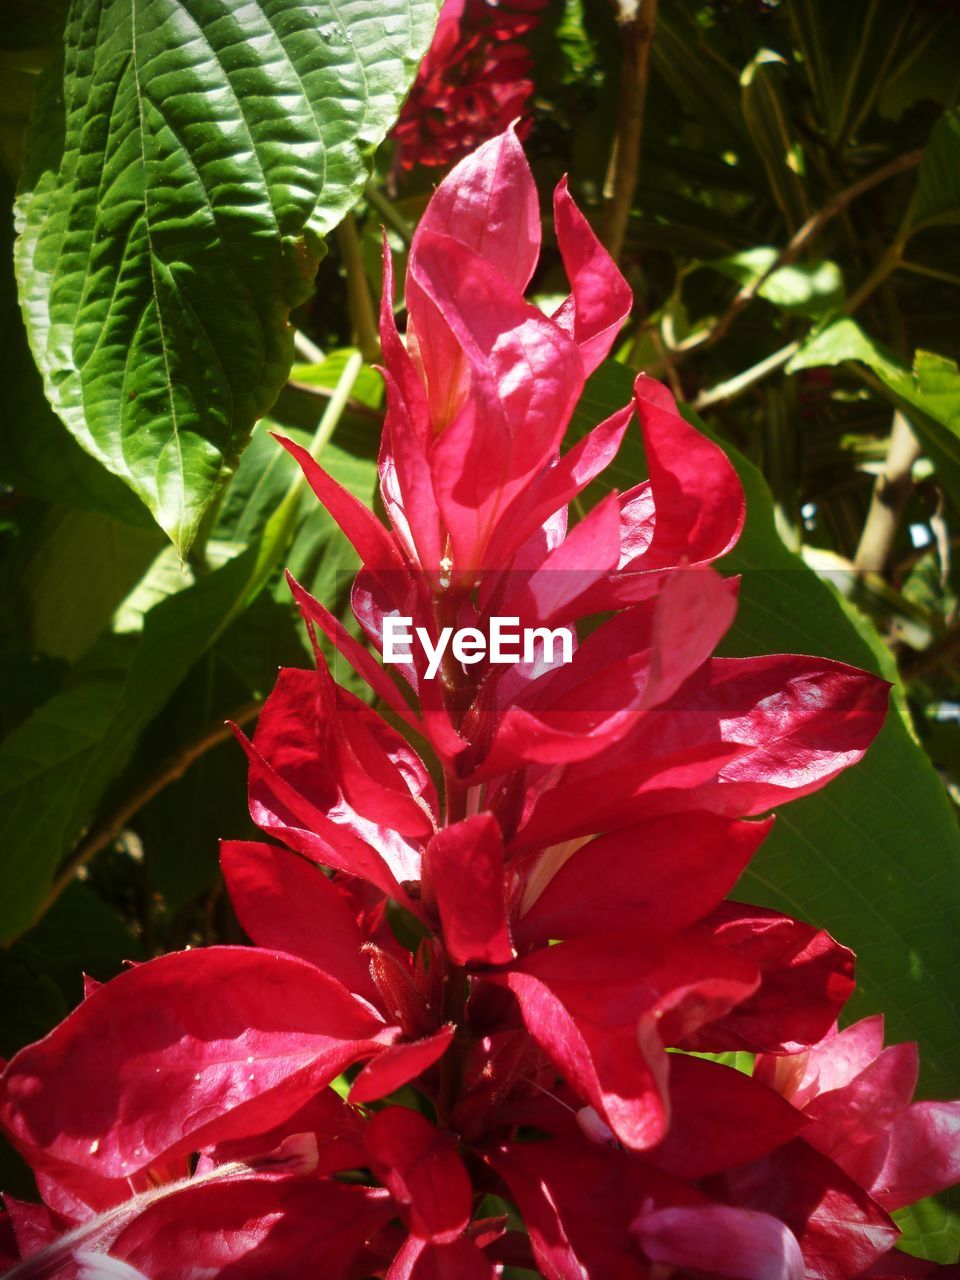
left=392, top=0, right=544, bottom=172
left=3, top=130, right=960, bottom=1280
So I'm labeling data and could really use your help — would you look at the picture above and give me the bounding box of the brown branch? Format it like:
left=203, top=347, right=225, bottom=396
left=25, top=700, right=264, bottom=935
left=845, top=240, right=905, bottom=315
left=602, top=0, right=659, bottom=263
left=692, top=340, right=800, bottom=412
left=853, top=410, right=922, bottom=575
left=674, top=148, right=923, bottom=358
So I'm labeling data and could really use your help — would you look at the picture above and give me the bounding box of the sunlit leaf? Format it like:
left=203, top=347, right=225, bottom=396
left=15, top=0, right=438, bottom=552
left=711, top=247, right=844, bottom=318
left=788, top=318, right=960, bottom=504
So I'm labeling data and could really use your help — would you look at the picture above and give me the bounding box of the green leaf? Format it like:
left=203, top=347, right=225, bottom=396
left=572, top=361, right=960, bottom=1103
left=895, top=1196, right=960, bottom=1266
left=0, top=176, right=153, bottom=525
left=23, top=507, right=164, bottom=661
left=0, top=548, right=259, bottom=942
left=135, top=593, right=306, bottom=912
left=879, top=15, right=960, bottom=122
left=15, top=0, right=439, bottom=553
left=14, top=880, right=142, bottom=999
left=788, top=318, right=960, bottom=504
left=910, top=108, right=960, bottom=232
left=0, top=952, right=66, bottom=1059
left=710, top=247, right=844, bottom=318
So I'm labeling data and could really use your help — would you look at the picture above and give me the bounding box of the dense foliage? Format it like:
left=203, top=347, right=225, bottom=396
left=1, top=0, right=959, bottom=1273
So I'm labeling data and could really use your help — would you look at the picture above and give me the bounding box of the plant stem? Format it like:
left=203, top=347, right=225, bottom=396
left=364, top=180, right=414, bottom=243
left=443, top=775, right=469, bottom=826
left=287, top=375, right=382, bottom=423
left=692, top=340, right=800, bottom=412
left=250, top=349, right=365, bottom=598
left=22, top=701, right=263, bottom=940
left=846, top=240, right=905, bottom=314
left=898, top=259, right=960, bottom=289
left=337, top=212, right=381, bottom=363
left=436, top=962, right=469, bottom=1124
left=293, top=329, right=325, bottom=364
left=672, top=149, right=923, bottom=358
left=602, top=0, right=658, bottom=263
left=853, top=410, right=922, bottom=575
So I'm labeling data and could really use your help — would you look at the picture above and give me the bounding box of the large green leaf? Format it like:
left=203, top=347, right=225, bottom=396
left=572, top=362, right=960, bottom=1102
left=896, top=1196, right=960, bottom=1266
left=0, top=176, right=152, bottom=525
left=0, top=347, right=380, bottom=941
left=0, top=548, right=258, bottom=942
left=23, top=507, right=164, bottom=661
left=15, top=0, right=438, bottom=552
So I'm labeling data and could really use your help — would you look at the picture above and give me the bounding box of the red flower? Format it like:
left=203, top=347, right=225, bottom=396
left=755, top=1017, right=960, bottom=1211
left=1, top=129, right=956, bottom=1280
left=392, top=0, right=545, bottom=172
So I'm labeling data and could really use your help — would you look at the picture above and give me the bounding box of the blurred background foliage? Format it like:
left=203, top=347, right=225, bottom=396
left=1, top=0, right=959, bottom=1254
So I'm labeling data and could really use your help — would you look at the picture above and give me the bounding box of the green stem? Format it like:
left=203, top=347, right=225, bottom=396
left=846, top=241, right=904, bottom=314
left=364, top=180, right=414, bottom=243
left=692, top=340, right=800, bottom=412
left=443, top=774, right=469, bottom=827
left=248, top=350, right=365, bottom=602
left=293, top=329, right=325, bottom=364
left=337, top=212, right=381, bottom=363
left=436, top=963, right=469, bottom=1124
left=898, top=259, right=960, bottom=289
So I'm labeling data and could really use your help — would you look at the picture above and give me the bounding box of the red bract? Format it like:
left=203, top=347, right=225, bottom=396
left=755, top=1017, right=960, bottom=1211
left=391, top=0, right=544, bottom=173
left=2, top=129, right=957, bottom=1280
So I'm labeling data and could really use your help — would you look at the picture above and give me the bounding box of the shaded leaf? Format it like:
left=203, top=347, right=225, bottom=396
left=652, top=3, right=752, bottom=169
left=786, top=0, right=911, bottom=147
left=910, top=108, right=960, bottom=232
left=23, top=507, right=164, bottom=661
left=0, top=952, right=65, bottom=1059
left=0, top=548, right=259, bottom=942
left=136, top=593, right=307, bottom=912
left=14, top=879, right=142, bottom=1002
